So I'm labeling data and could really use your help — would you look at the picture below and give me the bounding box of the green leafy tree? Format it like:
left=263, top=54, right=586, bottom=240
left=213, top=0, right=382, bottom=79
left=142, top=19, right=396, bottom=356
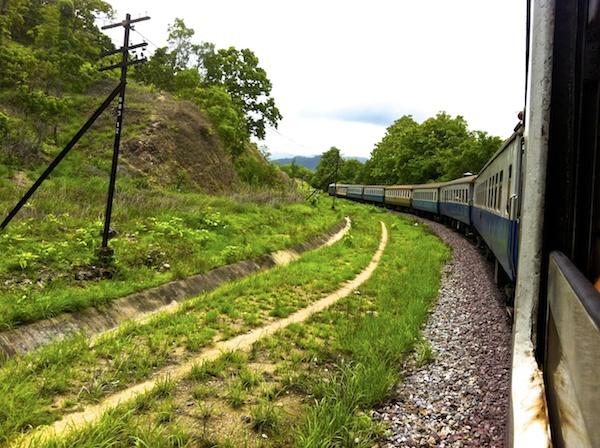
left=133, top=47, right=177, bottom=91
left=312, top=147, right=342, bottom=190
left=339, top=158, right=364, bottom=183
left=204, top=47, right=282, bottom=139
left=363, top=115, right=418, bottom=184
left=167, top=18, right=195, bottom=70
left=280, top=160, right=313, bottom=183
left=179, top=85, right=249, bottom=158
left=363, top=112, right=502, bottom=184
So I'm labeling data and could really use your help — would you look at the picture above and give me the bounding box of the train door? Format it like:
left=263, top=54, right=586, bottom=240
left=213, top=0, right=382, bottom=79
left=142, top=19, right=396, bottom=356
left=541, top=0, right=600, bottom=446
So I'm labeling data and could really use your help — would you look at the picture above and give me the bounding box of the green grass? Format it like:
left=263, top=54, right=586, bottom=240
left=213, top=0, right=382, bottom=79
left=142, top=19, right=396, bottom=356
left=21, top=206, right=450, bottom=448
left=0, top=188, right=340, bottom=329
left=0, top=201, right=378, bottom=445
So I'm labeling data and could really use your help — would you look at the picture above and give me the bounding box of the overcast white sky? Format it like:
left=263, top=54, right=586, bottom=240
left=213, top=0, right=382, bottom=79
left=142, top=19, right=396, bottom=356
left=103, top=1, right=526, bottom=159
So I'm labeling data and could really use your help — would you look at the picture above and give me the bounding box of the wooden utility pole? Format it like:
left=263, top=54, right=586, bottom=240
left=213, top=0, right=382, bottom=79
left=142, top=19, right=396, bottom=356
left=98, top=14, right=150, bottom=257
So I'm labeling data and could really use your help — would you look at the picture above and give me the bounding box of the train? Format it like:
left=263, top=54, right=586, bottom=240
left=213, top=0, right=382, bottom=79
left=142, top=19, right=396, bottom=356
left=328, top=130, right=523, bottom=286
left=329, top=1, right=600, bottom=446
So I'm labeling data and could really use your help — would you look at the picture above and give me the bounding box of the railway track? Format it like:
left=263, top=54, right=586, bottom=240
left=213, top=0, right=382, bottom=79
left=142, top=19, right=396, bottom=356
left=374, top=213, right=511, bottom=447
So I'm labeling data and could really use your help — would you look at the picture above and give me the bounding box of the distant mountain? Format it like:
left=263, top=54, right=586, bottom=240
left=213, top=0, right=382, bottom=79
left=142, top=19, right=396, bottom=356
left=273, top=156, right=321, bottom=170
left=273, top=155, right=368, bottom=171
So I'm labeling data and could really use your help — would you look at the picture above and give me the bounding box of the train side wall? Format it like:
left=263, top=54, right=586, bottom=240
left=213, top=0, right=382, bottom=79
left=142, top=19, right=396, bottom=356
left=412, top=199, right=439, bottom=215
left=472, top=207, right=519, bottom=280
left=439, top=202, right=471, bottom=225
left=363, top=193, right=385, bottom=203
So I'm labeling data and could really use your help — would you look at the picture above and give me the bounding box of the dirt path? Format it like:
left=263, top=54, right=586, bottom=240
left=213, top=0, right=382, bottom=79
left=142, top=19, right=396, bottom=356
left=14, top=220, right=386, bottom=447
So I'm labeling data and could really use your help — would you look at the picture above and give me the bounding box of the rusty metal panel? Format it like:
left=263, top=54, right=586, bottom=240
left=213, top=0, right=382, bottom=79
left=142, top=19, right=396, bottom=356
left=546, top=252, right=600, bottom=447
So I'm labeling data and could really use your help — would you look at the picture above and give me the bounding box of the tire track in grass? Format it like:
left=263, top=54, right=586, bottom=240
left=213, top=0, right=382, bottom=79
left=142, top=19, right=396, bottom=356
left=91, top=216, right=352, bottom=344
left=13, top=221, right=387, bottom=448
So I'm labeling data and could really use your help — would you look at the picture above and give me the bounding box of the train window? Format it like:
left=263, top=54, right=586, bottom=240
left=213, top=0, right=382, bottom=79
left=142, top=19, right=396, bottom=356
left=493, top=175, right=496, bottom=208
left=496, top=170, right=504, bottom=211
left=493, top=173, right=498, bottom=209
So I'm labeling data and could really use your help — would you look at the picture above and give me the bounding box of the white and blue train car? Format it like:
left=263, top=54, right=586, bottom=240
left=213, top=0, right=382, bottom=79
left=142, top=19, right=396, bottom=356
left=439, top=175, right=477, bottom=226
left=412, top=183, right=442, bottom=215
left=347, top=184, right=364, bottom=201
left=472, top=132, right=522, bottom=281
left=362, top=185, right=385, bottom=204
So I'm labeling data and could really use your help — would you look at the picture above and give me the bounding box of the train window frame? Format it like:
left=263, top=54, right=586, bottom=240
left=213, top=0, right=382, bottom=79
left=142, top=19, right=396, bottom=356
left=498, top=170, right=504, bottom=212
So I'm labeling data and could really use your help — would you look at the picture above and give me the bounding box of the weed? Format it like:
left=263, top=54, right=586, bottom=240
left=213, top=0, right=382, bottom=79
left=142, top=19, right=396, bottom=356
left=192, top=384, right=214, bottom=400
left=225, top=381, right=247, bottom=409
left=250, top=400, right=282, bottom=434
left=238, top=367, right=261, bottom=390
left=414, top=338, right=435, bottom=367
left=153, top=375, right=175, bottom=399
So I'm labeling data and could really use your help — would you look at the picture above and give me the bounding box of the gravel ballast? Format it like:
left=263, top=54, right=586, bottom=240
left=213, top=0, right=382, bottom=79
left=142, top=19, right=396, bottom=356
left=373, top=214, right=512, bottom=447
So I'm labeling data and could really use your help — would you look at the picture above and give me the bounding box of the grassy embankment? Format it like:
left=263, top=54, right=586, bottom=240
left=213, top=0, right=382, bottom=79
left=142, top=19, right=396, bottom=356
left=14, top=206, right=449, bottom=448
left=0, top=201, right=385, bottom=445
left=0, top=84, right=337, bottom=329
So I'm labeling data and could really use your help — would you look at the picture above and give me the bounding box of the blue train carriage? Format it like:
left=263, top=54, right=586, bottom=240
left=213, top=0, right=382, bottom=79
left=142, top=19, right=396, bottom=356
left=411, top=183, right=442, bottom=215
left=472, top=131, right=523, bottom=281
left=384, top=184, right=413, bottom=209
left=439, top=175, right=477, bottom=227
left=346, top=184, right=364, bottom=201
left=362, top=185, right=385, bottom=204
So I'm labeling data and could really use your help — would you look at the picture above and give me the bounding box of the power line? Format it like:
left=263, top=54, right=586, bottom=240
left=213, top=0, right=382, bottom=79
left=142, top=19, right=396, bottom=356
left=266, top=125, right=311, bottom=152
left=131, top=28, right=161, bottom=52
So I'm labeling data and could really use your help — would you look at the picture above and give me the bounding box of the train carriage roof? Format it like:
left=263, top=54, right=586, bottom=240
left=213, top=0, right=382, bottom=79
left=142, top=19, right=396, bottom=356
left=412, top=182, right=445, bottom=190
left=386, top=184, right=414, bottom=189
left=439, top=175, right=478, bottom=187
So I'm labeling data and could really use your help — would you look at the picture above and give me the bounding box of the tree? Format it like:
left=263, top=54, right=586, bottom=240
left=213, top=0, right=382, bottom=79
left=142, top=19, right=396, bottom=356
left=363, top=115, right=418, bottom=184
left=133, top=47, right=176, bottom=91
left=204, top=47, right=282, bottom=139
left=339, top=158, right=364, bottom=183
left=312, top=147, right=342, bottom=190
left=280, top=160, right=313, bottom=183
left=362, top=112, right=502, bottom=184
left=167, top=18, right=195, bottom=70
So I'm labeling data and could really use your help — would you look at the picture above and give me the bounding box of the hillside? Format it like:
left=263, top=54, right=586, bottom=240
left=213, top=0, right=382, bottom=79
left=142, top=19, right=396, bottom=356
left=108, top=83, right=243, bottom=193
left=2, top=81, right=288, bottom=195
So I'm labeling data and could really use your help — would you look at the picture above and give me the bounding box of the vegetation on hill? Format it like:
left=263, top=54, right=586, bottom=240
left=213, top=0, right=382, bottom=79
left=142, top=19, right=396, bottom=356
left=278, top=161, right=314, bottom=185
left=0, top=1, right=283, bottom=188
left=273, top=156, right=323, bottom=170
